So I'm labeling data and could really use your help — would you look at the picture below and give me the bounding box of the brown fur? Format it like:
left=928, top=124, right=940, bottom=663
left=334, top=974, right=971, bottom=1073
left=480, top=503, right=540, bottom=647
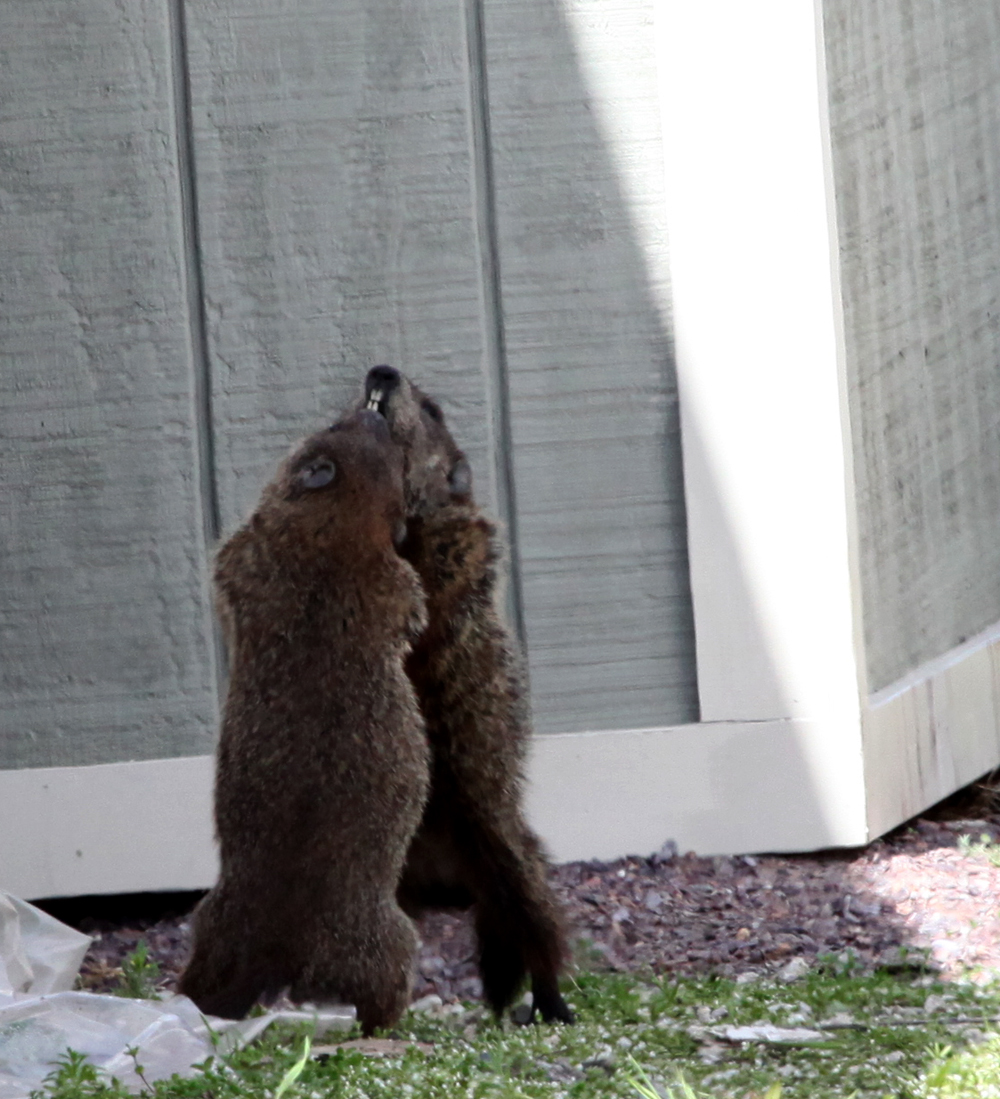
left=359, top=366, right=574, bottom=1024
left=179, top=410, right=429, bottom=1035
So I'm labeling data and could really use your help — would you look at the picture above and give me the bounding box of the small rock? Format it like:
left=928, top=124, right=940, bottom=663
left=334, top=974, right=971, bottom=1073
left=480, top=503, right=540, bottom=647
left=410, top=993, right=443, bottom=1014
left=652, top=840, right=679, bottom=865
left=317, top=1038, right=432, bottom=1057
left=735, top=970, right=760, bottom=984
left=456, top=976, right=483, bottom=1000
left=931, top=940, right=961, bottom=963
left=542, top=1060, right=584, bottom=1084
left=644, top=891, right=665, bottom=912
left=419, top=954, right=445, bottom=976
left=698, top=1042, right=728, bottom=1064
left=713, top=856, right=735, bottom=878
left=716, top=1023, right=828, bottom=1045
left=511, top=1002, right=534, bottom=1025
left=777, top=957, right=811, bottom=983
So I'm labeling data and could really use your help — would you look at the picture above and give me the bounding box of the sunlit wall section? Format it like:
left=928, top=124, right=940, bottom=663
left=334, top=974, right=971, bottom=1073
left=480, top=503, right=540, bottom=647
left=824, top=0, right=1000, bottom=693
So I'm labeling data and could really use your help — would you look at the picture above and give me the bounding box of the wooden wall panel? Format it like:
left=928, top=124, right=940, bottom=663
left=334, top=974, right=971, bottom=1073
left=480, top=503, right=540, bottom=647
left=824, top=0, right=1000, bottom=692
left=0, top=0, right=218, bottom=769
left=483, top=0, right=698, bottom=732
left=184, top=0, right=494, bottom=530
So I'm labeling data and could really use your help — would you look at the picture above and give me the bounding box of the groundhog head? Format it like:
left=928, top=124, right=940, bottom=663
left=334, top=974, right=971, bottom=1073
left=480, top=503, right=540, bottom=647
left=255, top=408, right=408, bottom=554
left=360, top=365, right=472, bottom=517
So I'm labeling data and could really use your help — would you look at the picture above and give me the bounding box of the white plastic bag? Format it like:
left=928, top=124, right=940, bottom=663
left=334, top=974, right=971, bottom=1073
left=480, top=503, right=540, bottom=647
left=0, top=895, right=91, bottom=996
left=0, top=892, right=355, bottom=1097
left=0, top=991, right=208, bottom=1097
left=0, top=990, right=355, bottom=1098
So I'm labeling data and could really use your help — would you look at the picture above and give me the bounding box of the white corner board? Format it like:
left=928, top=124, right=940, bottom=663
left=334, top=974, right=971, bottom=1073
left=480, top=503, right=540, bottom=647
left=656, top=0, right=863, bottom=728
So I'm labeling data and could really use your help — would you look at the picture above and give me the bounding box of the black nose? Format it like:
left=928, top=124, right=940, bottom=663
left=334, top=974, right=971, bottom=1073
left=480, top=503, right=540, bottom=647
left=365, top=364, right=401, bottom=399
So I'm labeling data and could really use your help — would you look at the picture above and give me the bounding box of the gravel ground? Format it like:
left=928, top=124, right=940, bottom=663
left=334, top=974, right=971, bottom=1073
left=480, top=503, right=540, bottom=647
left=46, top=776, right=1000, bottom=1003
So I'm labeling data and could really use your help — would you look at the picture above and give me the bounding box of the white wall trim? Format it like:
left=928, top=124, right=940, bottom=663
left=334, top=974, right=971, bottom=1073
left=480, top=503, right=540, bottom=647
left=864, top=625, right=1000, bottom=838
left=0, top=756, right=217, bottom=901
left=9, top=620, right=998, bottom=899
left=1, top=713, right=872, bottom=899
left=526, top=718, right=867, bottom=862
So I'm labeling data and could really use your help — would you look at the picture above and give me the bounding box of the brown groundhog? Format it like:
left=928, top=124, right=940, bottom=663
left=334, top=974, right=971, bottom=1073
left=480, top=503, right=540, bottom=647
left=179, top=409, right=429, bottom=1035
left=359, top=365, right=574, bottom=1024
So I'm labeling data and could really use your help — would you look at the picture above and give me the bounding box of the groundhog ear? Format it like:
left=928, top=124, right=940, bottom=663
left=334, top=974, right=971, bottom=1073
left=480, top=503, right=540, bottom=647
left=298, top=459, right=337, bottom=490
left=448, top=458, right=472, bottom=498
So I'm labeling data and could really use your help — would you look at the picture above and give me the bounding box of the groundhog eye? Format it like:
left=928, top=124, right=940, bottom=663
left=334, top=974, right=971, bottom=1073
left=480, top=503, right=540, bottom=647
left=299, top=460, right=336, bottom=490
left=448, top=458, right=472, bottom=497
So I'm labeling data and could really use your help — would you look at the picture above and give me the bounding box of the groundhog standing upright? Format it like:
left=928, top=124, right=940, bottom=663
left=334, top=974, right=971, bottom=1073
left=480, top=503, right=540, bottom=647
left=179, top=409, right=429, bottom=1035
left=360, top=365, right=574, bottom=1024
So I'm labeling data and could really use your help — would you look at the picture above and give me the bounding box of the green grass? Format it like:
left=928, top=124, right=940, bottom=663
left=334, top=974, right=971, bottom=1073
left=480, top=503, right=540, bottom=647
left=31, top=962, right=1000, bottom=1099
left=112, top=941, right=162, bottom=1000
left=956, top=831, right=1000, bottom=868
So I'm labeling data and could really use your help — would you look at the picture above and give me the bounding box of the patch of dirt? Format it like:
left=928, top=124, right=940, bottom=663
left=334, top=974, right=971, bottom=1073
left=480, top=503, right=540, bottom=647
left=47, top=776, right=1000, bottom=1002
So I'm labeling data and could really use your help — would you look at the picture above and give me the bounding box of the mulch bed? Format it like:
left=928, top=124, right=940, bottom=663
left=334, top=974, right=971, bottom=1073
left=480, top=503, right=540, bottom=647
left=42, top=776, right=1000, bottom=1003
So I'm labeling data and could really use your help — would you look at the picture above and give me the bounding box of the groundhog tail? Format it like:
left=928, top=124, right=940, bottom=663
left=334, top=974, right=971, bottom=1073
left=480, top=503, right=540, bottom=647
left=467, top=827, right=575, bottom=1024
left=474, top=900, right=529, bottom=1017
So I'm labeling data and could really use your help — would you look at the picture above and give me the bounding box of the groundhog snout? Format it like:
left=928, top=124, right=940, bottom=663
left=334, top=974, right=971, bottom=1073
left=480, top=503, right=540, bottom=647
left=364, top=364, right=402, bottom=417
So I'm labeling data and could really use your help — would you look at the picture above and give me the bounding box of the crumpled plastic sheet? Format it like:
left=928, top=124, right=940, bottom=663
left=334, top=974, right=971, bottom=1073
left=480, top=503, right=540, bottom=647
left=0, top=894, right=92, bottom=997
left=0, top=894, right=355, bottom=1098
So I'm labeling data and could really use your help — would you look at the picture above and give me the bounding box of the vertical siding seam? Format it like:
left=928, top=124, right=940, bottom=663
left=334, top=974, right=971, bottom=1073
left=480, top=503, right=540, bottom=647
left=167, top=0, right=219, bottom=544
left=462, top=0, right=527, bottom=649
left=166, top=0, right=226, bottom=702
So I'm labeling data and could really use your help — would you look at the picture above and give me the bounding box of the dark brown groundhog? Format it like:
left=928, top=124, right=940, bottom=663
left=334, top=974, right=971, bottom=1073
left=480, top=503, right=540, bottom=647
left=359, top=365, right=574, bottom=1024
left=179, top=409, right=429, bottom=1035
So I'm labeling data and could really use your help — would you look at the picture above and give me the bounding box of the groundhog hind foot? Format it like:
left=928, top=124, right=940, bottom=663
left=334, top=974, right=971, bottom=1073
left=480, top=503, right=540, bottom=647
left=530, top=976, right=575, bottom=1025
left=178, top=962, right=265, bottom=1021
left=293, top=916, right=417, bottom=1036
left=292, top=973, right=412, bottom=1037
